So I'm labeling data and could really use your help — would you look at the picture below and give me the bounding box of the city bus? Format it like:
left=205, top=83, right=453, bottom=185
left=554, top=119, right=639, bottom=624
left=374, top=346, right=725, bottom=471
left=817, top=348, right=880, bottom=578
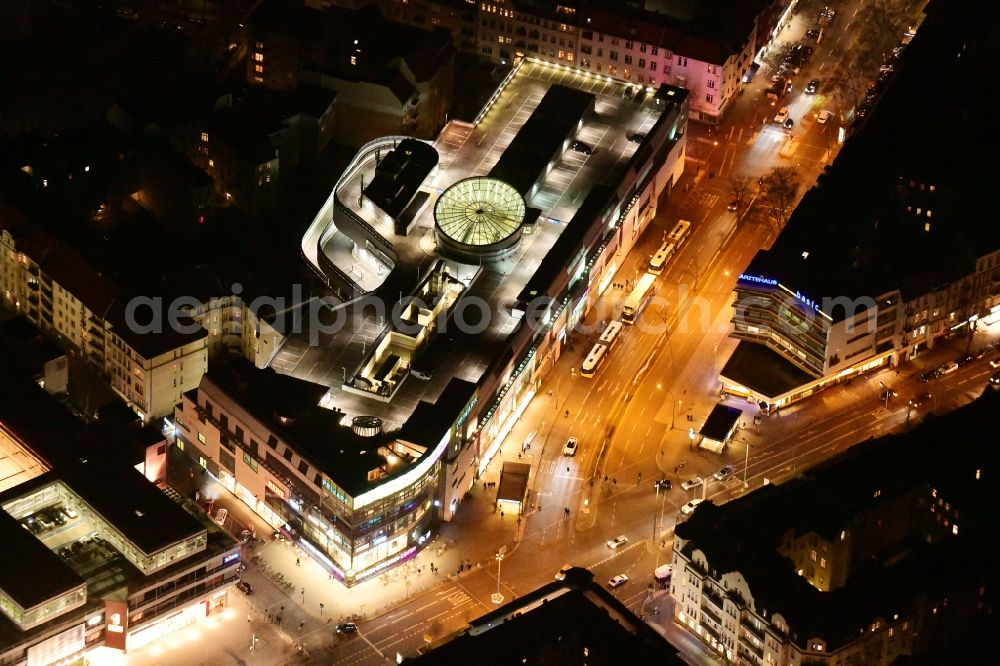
left=647, top=242, right=676, bottom=275
left=666, top=219, right=691, bottom=247
left=580, top=343, right=608, bottom=377
left=622, top=273, right=657, bottom=324
left=597, top=320, right=623, bottom=348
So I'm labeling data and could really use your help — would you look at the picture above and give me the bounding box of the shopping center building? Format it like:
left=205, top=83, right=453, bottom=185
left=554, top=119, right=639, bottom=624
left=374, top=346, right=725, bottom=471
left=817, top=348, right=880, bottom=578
left=175, top=58, right=690, bottom=583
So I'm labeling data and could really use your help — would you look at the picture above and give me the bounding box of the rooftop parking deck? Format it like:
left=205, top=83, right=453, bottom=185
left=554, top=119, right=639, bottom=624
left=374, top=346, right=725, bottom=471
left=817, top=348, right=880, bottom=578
left=289, top=58, right=672, bottom=428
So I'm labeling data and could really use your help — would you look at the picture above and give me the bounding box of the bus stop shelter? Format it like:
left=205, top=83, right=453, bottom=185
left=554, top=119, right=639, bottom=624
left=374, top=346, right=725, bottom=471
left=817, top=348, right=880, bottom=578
left=699, top=405, right=743, bottom=454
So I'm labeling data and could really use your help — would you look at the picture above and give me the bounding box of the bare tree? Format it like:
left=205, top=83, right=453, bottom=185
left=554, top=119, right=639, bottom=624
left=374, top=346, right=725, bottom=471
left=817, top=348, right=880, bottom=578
left=759, top=40, right=790, bottom=74
left=826, top=63, right=868, bottom=117
left=729, top=175, right=754, bottom=217
left=760, top=166, right=802, bottom=228
left=854, top=0, right=917, bottom=65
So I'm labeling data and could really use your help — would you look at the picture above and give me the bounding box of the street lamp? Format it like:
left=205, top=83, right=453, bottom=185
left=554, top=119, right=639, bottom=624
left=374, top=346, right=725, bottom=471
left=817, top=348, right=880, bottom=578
left=491, top=552, right=504, bottom=605
left=878, top=381, right=896, bottom=409
left=742, top=441, right=752, bottom=489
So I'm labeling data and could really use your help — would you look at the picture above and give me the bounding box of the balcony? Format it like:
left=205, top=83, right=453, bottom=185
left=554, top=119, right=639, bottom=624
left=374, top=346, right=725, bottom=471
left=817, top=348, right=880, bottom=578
left=741, top=619, right=765, bottom=640
left=700, top=602, right=723, bottom=626
left=739, top=634, right=764, bottom=659
left=703, top=587, right=726, bottom=611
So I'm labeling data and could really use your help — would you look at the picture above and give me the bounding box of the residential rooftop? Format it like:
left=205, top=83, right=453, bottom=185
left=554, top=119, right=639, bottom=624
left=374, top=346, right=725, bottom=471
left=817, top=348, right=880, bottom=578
left=676, top=388, right=1000, bottom=651
left=404, top=566, right=685, bottom=665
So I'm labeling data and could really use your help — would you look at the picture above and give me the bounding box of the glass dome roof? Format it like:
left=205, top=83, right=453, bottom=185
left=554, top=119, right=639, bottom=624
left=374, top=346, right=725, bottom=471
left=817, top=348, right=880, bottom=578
left=434, top=177, right=525, bottom=247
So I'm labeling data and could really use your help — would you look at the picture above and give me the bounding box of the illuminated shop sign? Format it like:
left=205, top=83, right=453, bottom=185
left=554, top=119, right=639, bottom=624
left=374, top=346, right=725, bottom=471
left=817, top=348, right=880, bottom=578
left=223, top=552, right=240, bottom=565
left=740, top=274, right=823, bottom=314
left=739, top=274, right=778, bottom=286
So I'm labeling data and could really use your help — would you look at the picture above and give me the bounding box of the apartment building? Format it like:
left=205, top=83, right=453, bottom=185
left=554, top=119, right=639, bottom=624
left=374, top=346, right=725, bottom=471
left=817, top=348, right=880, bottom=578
left=0, top=217, right=209, bottom=422
left=670, top=389, right=999, bottom=665
left=248, top=0, right=456, bottom=144
left=721, top=0, right=1000, bottom=409
left=172, top=359, right=477, bottom=586
left=352, top=0, right=789, bottom=123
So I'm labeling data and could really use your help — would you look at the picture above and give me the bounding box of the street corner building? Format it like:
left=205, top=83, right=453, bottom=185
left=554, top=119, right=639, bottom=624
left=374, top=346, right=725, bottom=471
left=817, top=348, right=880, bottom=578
left=404, top=567, right=686, bottom=665
left=276, top=49, right=691, bottom=582
left=719, top=0, right=1000, bottom=412
left=669, top=388, right=1000, bottom=665
left=0, top=363, right=240, bottom=664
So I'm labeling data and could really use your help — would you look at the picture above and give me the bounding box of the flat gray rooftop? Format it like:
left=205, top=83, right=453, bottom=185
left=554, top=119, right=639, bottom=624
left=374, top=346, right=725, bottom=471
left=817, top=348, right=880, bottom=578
left=283, top=61, right=669, bottom=429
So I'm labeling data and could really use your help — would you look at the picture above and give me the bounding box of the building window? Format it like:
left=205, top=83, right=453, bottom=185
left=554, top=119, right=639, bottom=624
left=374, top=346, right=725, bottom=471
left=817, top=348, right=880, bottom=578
left=650, top=61, right=657, bottom=71
left=198, top=432, right=206, bottom=444
left=243, top=452, right=258, bottom=473
left=651, top=46, right=658, bottom=56
left=810, top=549, right=817, bottom=561
left=609, top=50, right=618, bottom=61
left=200, top=132, right=209, bottom=143
left=254, top=64, right=263, bottom=74
left=253, top=52, right=264, bottom=62
left=707, top=79, right=715, bottom=88
left=638, top=58, right=645, bottom=68
left=705, top=94, right=713, bottom=103
left=350, top=56, right=357, bottom=65
left=677, top=56, right=688, bottom=67
left=820, top=557, right=827, bottom=568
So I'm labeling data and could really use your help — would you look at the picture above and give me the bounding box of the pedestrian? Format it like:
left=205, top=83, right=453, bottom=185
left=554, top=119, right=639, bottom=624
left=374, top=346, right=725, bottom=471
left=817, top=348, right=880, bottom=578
left=612, top=477, right=617, bottom=486
left=299, top=620, right=305, bottom=630
left=280, top=605, right=285, bottom=613
left=500, top=510, right=505, bottom=519
left=296, top=557, right=301, bottom=567
left=566, top=466, right=570, bottom=472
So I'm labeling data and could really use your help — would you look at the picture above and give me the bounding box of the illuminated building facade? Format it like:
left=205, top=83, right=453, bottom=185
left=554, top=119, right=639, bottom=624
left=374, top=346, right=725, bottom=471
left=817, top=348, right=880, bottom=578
left=670, top=390, right=999, bottom=665
left=0, top=372, right=239, bottom=663
left=173, top=359, right=477, bottom=586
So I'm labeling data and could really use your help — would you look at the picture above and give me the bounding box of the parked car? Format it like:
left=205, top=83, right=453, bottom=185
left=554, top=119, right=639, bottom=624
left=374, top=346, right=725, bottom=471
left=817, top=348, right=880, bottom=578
left=236, top=580, right=253, bottom=595
left=727, top=197, right=739, bottom=212
left=805, top=79, right=820, bottom=94
left=816, top=110, right=832, bottom=124
left=570, top=140, right=595, bottom=155
left=937, top=361, right=959, bottom=376
left=773, top=107, right=790, bottom=124
left=919, top=369, right=940, bottom=382
left=35, top=514, right=54, bottom=530
left=909, top=392, right=932, bottom=408
left=681, top=499, right=704, bottom=516
left=213, top=507, right=228, bottom=526
left=608, top=574, right=629, bottom=588
left=681, top=477, right=704, bottom=491
left=563, top=437, right=579, bottom=456
left=713, top=466, right=735, bottom=482
left=956, top=354, right=974, bottom=366
left=990, top=357, right=1000, bottom=369
left=606, top=535, right=629, bottom=549
left=989, top=371, right=1000, bottom=388
left=62, top=506, right=79, bottom=519
left=337, top=622, right=358, bottom=634
left=783, top=116, right=795, bottom=130
left=627, top=132, right=646, bottom=143
left=654, top=478, right=673, bottom=491
left=46, top=508, right=67, bottom=526
left=555, top=564, right=573, bottom=580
